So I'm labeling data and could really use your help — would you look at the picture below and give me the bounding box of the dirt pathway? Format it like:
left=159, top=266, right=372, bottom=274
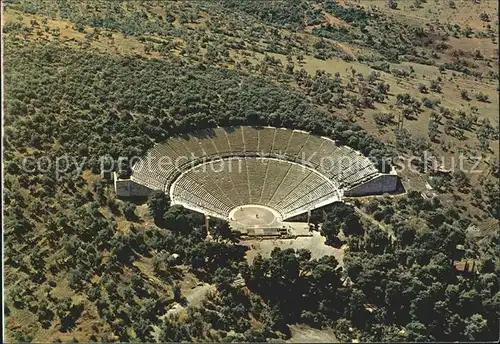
left=151, top=283, right=215, bottom=341
left=354, top=207, right=396, bottom=241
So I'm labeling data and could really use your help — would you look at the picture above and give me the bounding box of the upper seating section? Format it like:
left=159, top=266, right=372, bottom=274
left=131, top=126, right=380, bottom=192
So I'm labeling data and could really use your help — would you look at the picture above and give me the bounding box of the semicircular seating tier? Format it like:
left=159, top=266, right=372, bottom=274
left=170, top=158, right=342, bottom=220
left=129, top=126, right=388, bottom=219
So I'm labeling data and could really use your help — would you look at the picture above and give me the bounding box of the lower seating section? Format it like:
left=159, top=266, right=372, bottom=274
left=198, top=160, right=241, bottom=205
left=280, top=181, right=334, bottom=212
left=189, top=163, right=236, bottom=207
left=268, top=164, right=312, bottom=205
left=246, top=158, right=269, bottom=203
left=259, top=160, right=292, bottom=204
left=172, top=187, right=232, bottom=219
left=131, top=127, right=382, bottom=219
left=173, top=175, right=234, bottom=217
left=282, top=189, right=340, bottom=219
left=271, top=173, right=331, bottom=210
left=339, top=155, right=379, bottom=186
left=171, top=158, right=340, bottom=220
left=226, top=158, right=252, bottom=204
left=316, top=148, right=380, bottom=188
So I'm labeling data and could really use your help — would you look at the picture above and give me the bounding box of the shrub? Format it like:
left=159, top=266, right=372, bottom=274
left=422, top=97, right=440, bottom=108
left=463, top=27, right=473, bottom=38
left=460, top=89, right=469, bottom=100
left=122, top=202, right=137, bottom=220
left=428, top=120, right=439, bottom=141
left=388, top=0, right=398, bottom=9
left=371, top=62, right=391, bottom=73
left=374, top=112, right=395, bottom=126
left=475, top=92, right=489, bottom=102
left=392, top=68, right=410, bottom=78
left=430, top=79, right=442, bottom=93
left=418, top=84, right=428, bottom=93
left=479, top=13, right=490, bottom=22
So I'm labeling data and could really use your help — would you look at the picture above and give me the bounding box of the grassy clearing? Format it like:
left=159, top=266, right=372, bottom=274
left=370, top=0, right=498, bottom=30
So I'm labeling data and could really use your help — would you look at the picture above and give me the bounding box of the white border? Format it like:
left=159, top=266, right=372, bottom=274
left=1, top=2, right=6, bottom=340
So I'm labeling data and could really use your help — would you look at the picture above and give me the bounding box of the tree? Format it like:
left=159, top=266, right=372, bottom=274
left=475, top=92, right=489, bottom=102
left=163, top=205, right=203, bottom=234
left=428, top=120, right=439, bottom=141
left=37, top=299, right=54, bottom=327
left=364, top=226, right=390, bottom=254
left=377, top=81, right=390, bottom=94
left=429, top=173, right=450, bottom=192
left=374, top=112, right=394, bottom=126
left=479, top=13, right=490, bottom=22
left=122, top=202, right=137, bottom=220
left=321, top=217, right=340, bottom=246
left=172, top=284, right=183, bottom=303
left=405, top=321, right=434, bottom=342
left=418, top=84, right=428, bottom=94
left=213, top=267, right=234, bottom=289
left=464, top=314, right=489, bottom=341
left=346, top=288, right=370, bottom=328
left=460, top=89, right=469, bottom=100
left=134, top=318, right=154, bottom=342
left=453, top=170, right=469, bottom=190
left=387, top=0, right=398, bottom=9
left=430, top=79, right=442, bottom=93
left=210, top=218, right=235, bottom=242
left=463, top=27, right=473, bottom=38
left=478, top=136, right=490, bottom=152
left=395, top=224, right=416, bottom=247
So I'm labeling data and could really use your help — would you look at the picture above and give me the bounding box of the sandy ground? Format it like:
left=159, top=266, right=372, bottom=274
left=243, top=230, right=344, bottom=266
left=287, top=324, right=338, bottom=343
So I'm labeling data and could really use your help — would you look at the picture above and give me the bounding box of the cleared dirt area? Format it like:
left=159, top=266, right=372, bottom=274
left=287, top=324, right=338, bottom=343
left=152, top=276, right=216, bottom=341
left=166, top=283, right=215, bottom=318
left=371, top=0, right=498, bottom=30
